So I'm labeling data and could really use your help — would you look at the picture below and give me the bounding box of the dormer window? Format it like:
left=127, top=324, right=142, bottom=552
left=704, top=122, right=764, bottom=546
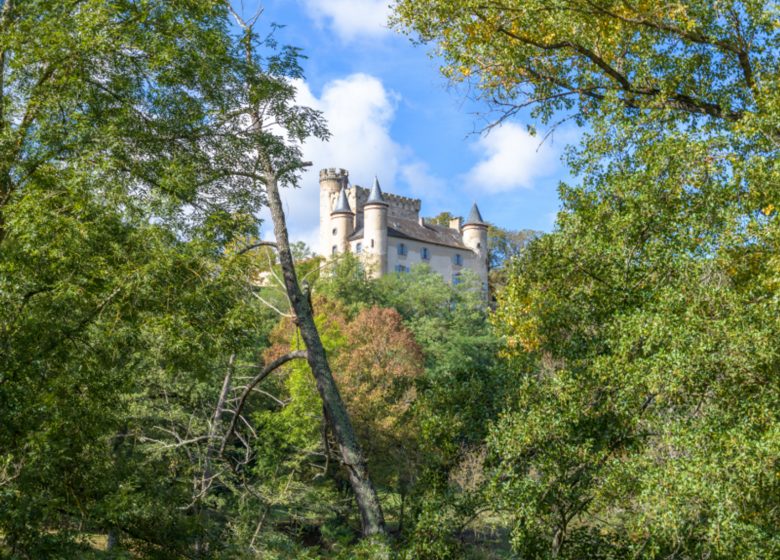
left=421, top=247, right=430, bottom=260
left=454, top=254, right=463, bottom=266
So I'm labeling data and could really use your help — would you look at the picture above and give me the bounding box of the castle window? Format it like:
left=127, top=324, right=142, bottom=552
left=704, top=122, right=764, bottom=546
left=452, top=273, right=462, bottom=286
left=356, top=242, right=363, bottom=254
left=397, top=243, right=407, bottom=255
left=332, top=245, right=337, bottom=255
left=454, top=254, right=463, bottom=266
left=395, top=265, right=408, bottom=273
left=332, top=228, right=337, bottom=235
left=421, top=247, right=430, bottom=260
left=371, top=239, right=375, bottom=248
left=477, top=242, right=481, bottom=248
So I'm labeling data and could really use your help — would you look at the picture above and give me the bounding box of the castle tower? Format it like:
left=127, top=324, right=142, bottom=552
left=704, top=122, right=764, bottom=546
left=319, top=168, right=349, bottom=257
left=363, top=175, right=389, bottom=277
left=462, top=202, right=489, bottom=288
left=330, top=186, right=354, bottom=255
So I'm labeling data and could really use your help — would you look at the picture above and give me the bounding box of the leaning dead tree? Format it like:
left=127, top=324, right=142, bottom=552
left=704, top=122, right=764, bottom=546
left=219, top=3, right=387, bottom=539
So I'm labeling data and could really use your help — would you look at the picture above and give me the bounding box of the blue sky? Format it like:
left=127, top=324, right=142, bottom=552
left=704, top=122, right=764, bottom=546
left=236, top=0, right=578, bottom=249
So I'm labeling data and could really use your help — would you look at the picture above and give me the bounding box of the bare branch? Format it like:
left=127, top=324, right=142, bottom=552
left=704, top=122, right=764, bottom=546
left=219, top=350, right=308, bottom=456
left=237, top=240, right=277, bottom=256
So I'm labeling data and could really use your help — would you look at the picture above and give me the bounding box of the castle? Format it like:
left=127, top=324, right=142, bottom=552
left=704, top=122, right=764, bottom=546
left=319, top=168, right=488, bottom=288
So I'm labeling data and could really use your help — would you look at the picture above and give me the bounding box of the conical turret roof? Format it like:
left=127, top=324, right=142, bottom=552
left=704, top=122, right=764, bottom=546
left=332, top=186, right=353, bottom=214
left=463, top=201, right=485, bottom=226
left=366, top=175, right=386, bottom=204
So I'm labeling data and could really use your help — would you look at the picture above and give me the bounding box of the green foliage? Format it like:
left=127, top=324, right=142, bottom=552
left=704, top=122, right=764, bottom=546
left=393, top=0, right=780, bottom=557
left=0, top=0, right=327, bottom=557
left=376, top=265, right=497, bottom=377
left=425, top=212, right=462, bottom=227
left=486, top=225, right=541, bottom=293
left=489, top=117, right=780, bottom=558
left=314, top=251, right=377, bottom=317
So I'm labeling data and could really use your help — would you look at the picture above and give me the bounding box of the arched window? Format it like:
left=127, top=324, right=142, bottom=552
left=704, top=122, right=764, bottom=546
left=356, top=243, right=363, bottom=254
left=332, top=245, right=337, bottom=255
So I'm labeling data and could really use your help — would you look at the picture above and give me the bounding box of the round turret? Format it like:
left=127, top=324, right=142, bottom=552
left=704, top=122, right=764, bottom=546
left=330, top=186, right=354, bottom=255
left=319, top=168, right=349, bottom=256
left=462, top=202, right=489, bottom=290
left=363, top=175, right=389, bottom=277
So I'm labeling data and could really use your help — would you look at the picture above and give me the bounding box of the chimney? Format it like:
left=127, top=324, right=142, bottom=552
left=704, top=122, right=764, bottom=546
left=449, top=217, right=462, bottom=231
left=419, top=217, right=425, bottom=227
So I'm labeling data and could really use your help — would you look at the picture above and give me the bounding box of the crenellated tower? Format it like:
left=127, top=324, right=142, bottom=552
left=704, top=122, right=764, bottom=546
left=319, top=168, right=349, bottom=257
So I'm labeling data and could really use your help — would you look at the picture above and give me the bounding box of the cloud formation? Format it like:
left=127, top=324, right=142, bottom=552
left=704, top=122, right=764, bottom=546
left=300, top=0, right=390, bottom=42
left=463, top=123, right=560, bottom=193
left=262, top=74, right=403, bottom=249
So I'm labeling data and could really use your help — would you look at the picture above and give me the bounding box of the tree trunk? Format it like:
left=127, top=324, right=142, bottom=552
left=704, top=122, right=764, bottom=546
left=262, top=167, right=387, bottom=538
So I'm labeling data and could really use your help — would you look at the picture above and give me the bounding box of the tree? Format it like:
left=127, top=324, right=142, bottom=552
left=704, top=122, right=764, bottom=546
left=389, top=0, right=772, bottom=130
left=487, top=224, right=541, bottom=292
left=0, top=0, right=272, bottom=554
left=392, top=0, right=780, bottom=557
left=425, top=211, right=462, bottom=227
left=255, top=299, right=424, bottom=539
left=225, top=8, right=389, bottom=539
left=376, top=265, right=497, bottom=377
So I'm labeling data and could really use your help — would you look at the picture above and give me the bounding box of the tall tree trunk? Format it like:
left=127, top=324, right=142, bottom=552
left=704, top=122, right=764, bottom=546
left=261, top=165, right=387, bottom=538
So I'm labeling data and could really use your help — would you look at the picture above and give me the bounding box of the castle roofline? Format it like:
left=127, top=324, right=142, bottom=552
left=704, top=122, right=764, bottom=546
left=463, top=202, right=487, bottom=227
left=331, top=186, right=353, bottom=215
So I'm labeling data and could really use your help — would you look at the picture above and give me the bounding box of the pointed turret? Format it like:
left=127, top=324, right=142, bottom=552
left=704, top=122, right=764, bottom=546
left=462, top=200, right=488, bottom=293
left=463, top=201, right=485, bottom=226
left=364, top=175, right=389, bottom=277
left=332, top=186, right=353, bottom=214
left=366, top=175, right=386, bottom=205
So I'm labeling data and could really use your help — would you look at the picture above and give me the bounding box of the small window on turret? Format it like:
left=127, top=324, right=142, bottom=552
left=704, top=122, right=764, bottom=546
left=371, top=239, right=375, bottom=248
left=332, top=228, right=337, bottom=235
left=477, top=242, right=481, bottom=248
left=332, top=246, right=337, bottom=255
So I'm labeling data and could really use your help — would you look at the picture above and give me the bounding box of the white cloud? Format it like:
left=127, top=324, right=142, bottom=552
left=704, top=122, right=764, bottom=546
left=463, top=123, right=559, bottom=193
left=260, top=73, right=405, bottom=251
left=300, top=0, right=390, bottom=42
left=399, top=160, right=446, bottom=199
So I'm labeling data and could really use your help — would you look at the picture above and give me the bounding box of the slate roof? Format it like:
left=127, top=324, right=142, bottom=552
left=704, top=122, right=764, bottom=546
left=348, top=217, right=469, bottom=250
left=366, top=176, right=386, bottom=204
left=463, top=202, right=486, bottom=226
left=332, top=186, right=353, bottom=214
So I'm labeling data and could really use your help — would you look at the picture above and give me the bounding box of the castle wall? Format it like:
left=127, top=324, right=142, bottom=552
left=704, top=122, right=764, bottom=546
left=377, top=237, right=482, bottom=288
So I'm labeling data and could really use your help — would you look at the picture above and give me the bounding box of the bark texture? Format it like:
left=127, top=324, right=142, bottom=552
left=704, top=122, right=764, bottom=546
left=262, top=167, right=387, bottom=537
